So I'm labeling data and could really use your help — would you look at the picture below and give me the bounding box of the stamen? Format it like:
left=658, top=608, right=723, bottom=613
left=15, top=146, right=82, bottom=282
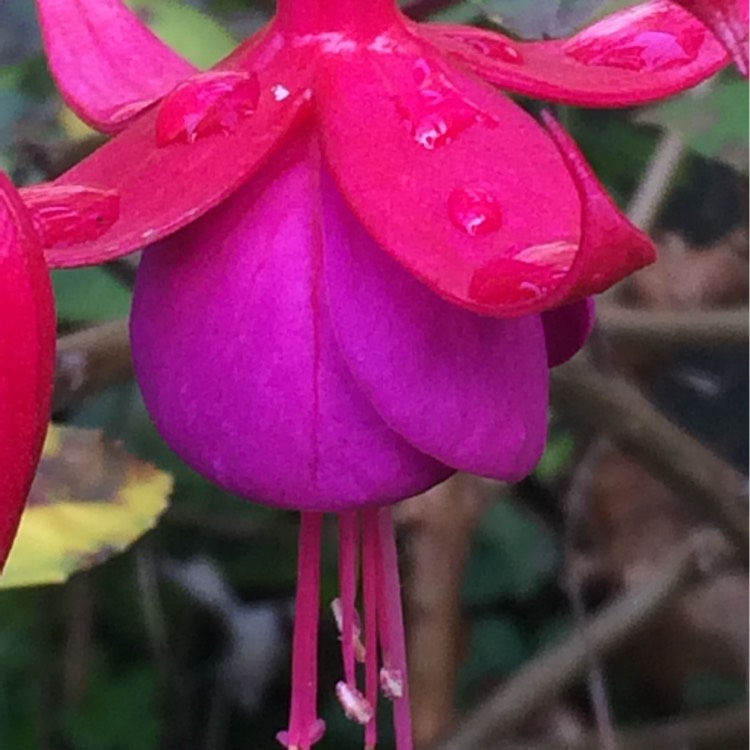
left=376, top=507, right=414, bottom=750
left=330, top=598, right=366, bottom=663
left=336, top=681, right=374, bottom=724
left=379, top=667, right=404, bottom=700
left=363, top=509, right=380, bottom=749
left=337, top=512, right=366, bottom=684
left=278, top=512, right=325, bottom=749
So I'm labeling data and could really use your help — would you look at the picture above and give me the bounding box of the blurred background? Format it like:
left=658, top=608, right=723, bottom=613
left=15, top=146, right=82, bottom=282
left=0, top=1, right=747, bottom=748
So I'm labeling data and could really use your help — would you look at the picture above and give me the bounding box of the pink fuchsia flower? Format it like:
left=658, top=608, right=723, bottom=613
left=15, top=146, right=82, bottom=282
left=0, top=177, right=55, bottom=569
left=670, top=0, right=749, bottom=74
left=28, top=0, right=731, bottom=746
left=0, top=175, right=119, bottom=569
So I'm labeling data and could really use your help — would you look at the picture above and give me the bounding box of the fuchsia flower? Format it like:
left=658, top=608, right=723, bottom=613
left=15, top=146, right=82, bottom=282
left=671, top=0, right=749, bottom=74
left=13, top=0, right=735, bottom=745
left=0, top=177, right=55, bottom=569
left=0, top=173, right=122, bottom=568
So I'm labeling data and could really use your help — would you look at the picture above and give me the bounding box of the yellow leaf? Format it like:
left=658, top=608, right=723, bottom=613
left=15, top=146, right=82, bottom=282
left=1, top=425, right=172, bottom=589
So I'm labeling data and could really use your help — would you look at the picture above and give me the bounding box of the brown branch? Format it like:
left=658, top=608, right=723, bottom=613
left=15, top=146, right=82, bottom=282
left=551, top=359, right=749, bottom=555
left=398, top=474, right=492, bottom=747
left=53, top=319, right=133, bottom=412
left=430, top=540, right=700, bottom=750
left=507, top=705, right=748, bottom=750
left=597, top=306, right=749, bottom=348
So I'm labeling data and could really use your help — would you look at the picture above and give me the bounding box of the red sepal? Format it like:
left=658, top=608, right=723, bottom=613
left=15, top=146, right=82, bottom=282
left=0, top=174, right=55, bottom=569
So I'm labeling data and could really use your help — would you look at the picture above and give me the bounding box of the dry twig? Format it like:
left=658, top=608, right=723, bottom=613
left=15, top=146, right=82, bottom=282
left=430, top=539, right=701, bottom=750
left=53, top=319, right=133, bottom=412
left=551, top=359, right=748, bottom=554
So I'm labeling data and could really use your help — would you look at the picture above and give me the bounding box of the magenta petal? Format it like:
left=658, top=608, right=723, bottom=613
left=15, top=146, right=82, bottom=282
left=36, top=0, right=197, bottom=132
left=542, top=298, right=595, bottom=367
left=130, top=142, right=450, bottom=511
left=322, top=172, right=549, bottom=482
left=425, top=0, right=728, bottom=107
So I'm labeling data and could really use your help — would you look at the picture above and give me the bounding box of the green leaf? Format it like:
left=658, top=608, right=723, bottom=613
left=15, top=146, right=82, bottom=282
left=475, top=0, right=609, bottom=37
left=53, top=268, right=132, bottom=322
left=462, top=499, right=559, bottom=606
left=0, top=425, right=172, bottom=589
left=128, top=0, right=237, bottom=68
left=61, top=656, right=160, bottom=750
left=683, top=673, right=747, bottom=710
left=535, top=431, right=575, bottom=482
left=637, top=81, right=750, bottom=173
left=458, top=616, right=527, bottom=698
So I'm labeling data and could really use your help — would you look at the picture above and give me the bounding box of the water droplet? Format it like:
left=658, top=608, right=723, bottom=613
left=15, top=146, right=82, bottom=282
left=156, top=71, right=260, bottom=147
left=468, top=257, right=557, bottom=307
left=512, top=240, right=576, bottom=270
left=104, top=98, right=155, bottom=126
left=564, top=5, right=704, bottom=72
left=448, top=186, right=502, bottom=236
left=21, top=184, right=120, bottom=249
left=399, top=59, right=497, bottom=150
left=443, top=32, right=523, bottom=64
left=272, top=84, right=291, bottom=101
left=335, top=682, right=374, bottom=724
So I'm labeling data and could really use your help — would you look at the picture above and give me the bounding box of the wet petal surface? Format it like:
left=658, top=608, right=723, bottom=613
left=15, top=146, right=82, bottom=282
left=316, top=42, right=582, bottom=316
left=424, top=1, right=728, bottom=107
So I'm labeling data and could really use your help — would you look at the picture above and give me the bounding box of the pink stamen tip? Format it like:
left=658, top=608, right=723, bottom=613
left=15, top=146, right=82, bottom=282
left=336, top=681, right=374, bottom=725
left=276, top=719, right=326, bottom=749
left=380, top=667, right=404, bottom=700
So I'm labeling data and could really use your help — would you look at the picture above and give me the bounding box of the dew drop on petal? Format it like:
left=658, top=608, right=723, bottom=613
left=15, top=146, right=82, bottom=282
left=398, top=58, right=497, bottom=150
left=444, top=32, right=524, bottom=64
left=272, top=84, right=291, bottom=101
left=156, top=71, right=261, bottom=147
left=563, top=4, right=705, bottom=72
left=512, top=240, right=576, bottom=271
left=468, top=256, right=566, bottom=307
left=21, top=184, right=120, bottom=249
left=448, top=185, right=503, bottom=236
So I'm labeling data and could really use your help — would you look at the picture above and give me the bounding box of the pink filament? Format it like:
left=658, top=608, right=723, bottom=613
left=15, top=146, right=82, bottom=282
left=362, top=510, right=380, bottom=749
left=338, top=511, right=360, bottom=688
left=376, top=507, right=413, bottom=750
left=283, top=511, right=325, bottom=749
left=285, top=508, right=414, bottom=749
